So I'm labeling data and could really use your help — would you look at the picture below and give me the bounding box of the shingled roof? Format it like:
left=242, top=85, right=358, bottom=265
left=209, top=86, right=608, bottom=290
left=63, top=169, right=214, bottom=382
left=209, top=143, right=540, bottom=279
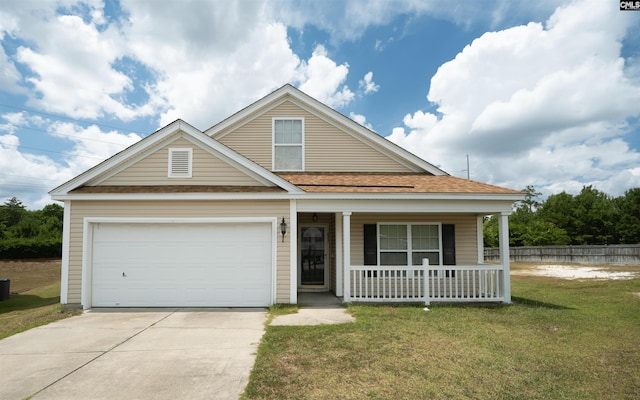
left=276, top=172, right=523, bottom=194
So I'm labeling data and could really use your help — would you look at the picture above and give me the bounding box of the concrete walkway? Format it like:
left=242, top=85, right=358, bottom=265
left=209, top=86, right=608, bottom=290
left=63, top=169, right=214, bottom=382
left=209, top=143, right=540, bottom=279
left=270, top=293, right=355, bottom=326
left=0, top=309, right=266, bottom=400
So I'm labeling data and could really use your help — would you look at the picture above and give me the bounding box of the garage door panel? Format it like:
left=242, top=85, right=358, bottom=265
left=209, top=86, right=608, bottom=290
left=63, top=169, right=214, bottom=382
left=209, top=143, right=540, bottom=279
left=91, top=222, right=273, bottom=307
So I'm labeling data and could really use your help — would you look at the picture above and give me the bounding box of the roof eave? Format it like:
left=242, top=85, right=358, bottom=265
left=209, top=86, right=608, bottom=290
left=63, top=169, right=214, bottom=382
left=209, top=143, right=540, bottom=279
left=51, top=190, right=524, bottom=202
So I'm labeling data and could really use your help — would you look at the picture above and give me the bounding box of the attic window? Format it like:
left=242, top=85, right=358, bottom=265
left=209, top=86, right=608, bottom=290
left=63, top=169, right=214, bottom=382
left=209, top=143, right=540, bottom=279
left=168, top=148, right=192, bottom=178
left=273, top=118, right=304, bottom=171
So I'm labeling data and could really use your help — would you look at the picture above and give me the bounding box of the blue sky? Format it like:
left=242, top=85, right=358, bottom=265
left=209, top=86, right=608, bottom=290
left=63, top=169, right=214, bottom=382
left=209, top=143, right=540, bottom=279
left=1, top=0, right=639, bottom=208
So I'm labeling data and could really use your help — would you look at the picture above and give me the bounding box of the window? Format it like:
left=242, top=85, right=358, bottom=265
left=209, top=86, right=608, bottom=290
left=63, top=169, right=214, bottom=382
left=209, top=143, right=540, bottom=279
left=378, top=223, right=441, bottom=266
left=168, top=148, right=192, bottom=178
left=273, top=118, right=303, bottom=171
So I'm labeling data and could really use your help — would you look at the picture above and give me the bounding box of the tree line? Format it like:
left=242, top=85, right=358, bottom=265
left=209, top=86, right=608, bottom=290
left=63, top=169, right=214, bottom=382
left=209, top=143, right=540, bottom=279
left=0, top=197, right=63, bottom=258
left=484, top=185, right=640, bottom=247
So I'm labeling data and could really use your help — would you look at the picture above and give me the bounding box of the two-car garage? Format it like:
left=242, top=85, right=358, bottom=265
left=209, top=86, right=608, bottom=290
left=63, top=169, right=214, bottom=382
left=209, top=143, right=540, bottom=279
left=85, top=220, right=274, bottom=308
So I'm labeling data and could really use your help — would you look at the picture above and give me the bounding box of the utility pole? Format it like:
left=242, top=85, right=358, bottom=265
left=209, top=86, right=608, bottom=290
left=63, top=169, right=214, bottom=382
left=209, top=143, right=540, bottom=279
left=466, top=154, right=470, bottom=180
left=464, top=154, right=470, bottom=180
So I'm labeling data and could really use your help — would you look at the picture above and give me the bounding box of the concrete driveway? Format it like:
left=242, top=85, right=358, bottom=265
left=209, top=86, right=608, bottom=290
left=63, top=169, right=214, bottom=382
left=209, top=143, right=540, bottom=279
left=0, top=309, right=267, bottom=400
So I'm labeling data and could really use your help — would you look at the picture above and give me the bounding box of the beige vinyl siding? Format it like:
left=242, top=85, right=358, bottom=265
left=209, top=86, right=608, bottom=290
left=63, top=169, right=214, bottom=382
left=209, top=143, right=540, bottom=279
left=100, top=137, right=265, bottom=186
left=214, top=111, right=273, bottom=169
left=350, top=213, right=479, bottom=266
left=66, top=200, right=291, bottom=305
left=216, top=99, right=413, bottom=172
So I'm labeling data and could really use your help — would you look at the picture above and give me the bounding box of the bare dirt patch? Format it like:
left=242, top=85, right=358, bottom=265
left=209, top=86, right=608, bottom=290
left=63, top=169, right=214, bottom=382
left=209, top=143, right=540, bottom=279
left=511, top=264, right=639, bottom=280
left=0, top=259, right=61, bottom=293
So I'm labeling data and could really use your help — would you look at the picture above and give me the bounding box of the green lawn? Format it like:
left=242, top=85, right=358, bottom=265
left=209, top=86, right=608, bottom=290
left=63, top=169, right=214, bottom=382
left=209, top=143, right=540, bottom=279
left=0, top=260, right=78, bottom=339
left=244, top=270, right=640, bottom=399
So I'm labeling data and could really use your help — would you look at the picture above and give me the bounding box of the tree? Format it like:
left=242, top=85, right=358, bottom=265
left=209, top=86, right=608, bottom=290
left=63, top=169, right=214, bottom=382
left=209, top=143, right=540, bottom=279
left=509, top=187, right=541, bottom=246
left=615, top=188, right=640, bottom=243
left=484, top=185, right=639, bottom=248
left=538, top=192, right=577, bottom=242
left=0, top=198, right=66, bottom=258
left=521, top=220, right=570, bottom=246
left=0, top=197, right=27, bottom=227
left=521, top=185, right=542, bottom=213
left=483, top=216, right=499, bottom=248
left=38, top=203, right=64, bottom=239
left=572, top=186, right=615, bottom=244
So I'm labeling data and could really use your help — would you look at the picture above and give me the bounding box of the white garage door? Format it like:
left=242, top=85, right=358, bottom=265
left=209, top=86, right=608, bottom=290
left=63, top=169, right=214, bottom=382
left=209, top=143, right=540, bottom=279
left=90, top=222, right=273, bottom=307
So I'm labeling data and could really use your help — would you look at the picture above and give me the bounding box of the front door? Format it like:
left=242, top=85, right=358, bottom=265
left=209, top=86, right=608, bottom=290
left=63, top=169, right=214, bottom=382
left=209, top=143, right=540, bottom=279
left=299, top=225, right=328, bottom=286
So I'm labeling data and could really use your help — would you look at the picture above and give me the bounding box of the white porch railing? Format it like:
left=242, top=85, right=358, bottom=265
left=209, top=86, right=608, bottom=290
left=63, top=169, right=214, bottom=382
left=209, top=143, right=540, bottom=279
left=347, top=263, right=505, bottom=304
left=425, top=264, right=504, bottom=304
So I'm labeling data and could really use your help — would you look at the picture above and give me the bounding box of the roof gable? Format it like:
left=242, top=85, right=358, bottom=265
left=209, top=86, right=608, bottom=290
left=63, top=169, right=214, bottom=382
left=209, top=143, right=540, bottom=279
left=95, top=135, right=267, bottom=186
left=50, top=120, right=302, bottom=197
left=206, top=85, right=447, bottom=175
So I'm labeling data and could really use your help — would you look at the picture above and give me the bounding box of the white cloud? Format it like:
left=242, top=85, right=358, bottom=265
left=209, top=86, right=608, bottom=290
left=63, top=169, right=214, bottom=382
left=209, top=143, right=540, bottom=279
left=0, top=110, right=141, bottom=208
left=0, top=132, right=72, bottom=209
left=388, top=0, right=640, bottom=196
left=359, top=72, right=379, bottom=94
left=1, top=1, right=158, bottom=121
left=403, top=110, right=438, bottom=131
left=48, top=122, right=141, bottom=173
left=349, top=112, right=373, bottom=130
left=149, top=21, right=302, bottom=128
left=274, top=0, right=561, bottom=42
left=120, top=2, right=356, bottom=127
left=1, top=0, right=358, bottom=131
left=0, top=112, right=25, bottom=134
left=297, top=45, right=354, bottom=109
left=0, top=34, right=24, bottom=94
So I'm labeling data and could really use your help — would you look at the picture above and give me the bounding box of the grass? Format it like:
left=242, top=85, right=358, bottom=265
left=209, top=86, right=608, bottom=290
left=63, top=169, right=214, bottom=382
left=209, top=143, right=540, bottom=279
left=243, top=266, right=640, bottom=399
left=0, top=259, right=79, bottom=339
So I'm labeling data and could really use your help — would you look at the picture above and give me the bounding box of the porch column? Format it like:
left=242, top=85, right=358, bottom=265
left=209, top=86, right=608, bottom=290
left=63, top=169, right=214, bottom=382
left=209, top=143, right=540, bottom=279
left=335, top=213, right=343, bottom=297
left=60, top=201, right=71, bottom=304
left=289, top=200, right=297, bottom=304
left=498, top=211, right=511, bottom=303
left=342, top=212, right=352, bottom=302
left=477, top=215, right=485, bottom=264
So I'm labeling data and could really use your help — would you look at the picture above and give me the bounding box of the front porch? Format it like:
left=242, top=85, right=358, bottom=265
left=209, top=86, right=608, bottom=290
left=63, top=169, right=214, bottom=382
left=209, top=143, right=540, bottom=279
left=291, top=208, right=512, bottom=305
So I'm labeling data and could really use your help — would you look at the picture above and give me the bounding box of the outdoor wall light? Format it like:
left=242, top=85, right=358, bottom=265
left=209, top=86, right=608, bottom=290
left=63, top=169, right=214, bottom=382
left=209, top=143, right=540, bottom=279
left=312, top=212, right=318, bottom=222
left=280, top=217, right=287, bottom=242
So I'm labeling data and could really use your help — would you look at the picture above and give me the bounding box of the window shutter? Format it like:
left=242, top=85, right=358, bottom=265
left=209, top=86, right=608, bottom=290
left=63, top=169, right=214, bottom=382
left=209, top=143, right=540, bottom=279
left=169, top=148, right=192, bottom=178
left=442, top=224, right=456, bottom=277
left=363, top=224, right=377, bottom=265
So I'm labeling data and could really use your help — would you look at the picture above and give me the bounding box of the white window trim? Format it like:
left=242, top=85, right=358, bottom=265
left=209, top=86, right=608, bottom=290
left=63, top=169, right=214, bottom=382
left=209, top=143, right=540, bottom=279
left=377, top=222, right=443, bottom=266
left=272, top=117, right=304, bottom=171
left=168, top=148, right=193, bottom=178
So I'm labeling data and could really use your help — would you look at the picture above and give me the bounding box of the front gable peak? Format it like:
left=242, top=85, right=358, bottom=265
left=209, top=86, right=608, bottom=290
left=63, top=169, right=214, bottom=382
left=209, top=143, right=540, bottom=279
left=50, top=119, right=302, bottom=198
left=206, top=85, right=447, bottom=176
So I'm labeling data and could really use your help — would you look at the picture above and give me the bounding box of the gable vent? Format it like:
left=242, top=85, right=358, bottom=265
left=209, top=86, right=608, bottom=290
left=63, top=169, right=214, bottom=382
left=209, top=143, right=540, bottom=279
left=168, top=148, right=192, bottom=178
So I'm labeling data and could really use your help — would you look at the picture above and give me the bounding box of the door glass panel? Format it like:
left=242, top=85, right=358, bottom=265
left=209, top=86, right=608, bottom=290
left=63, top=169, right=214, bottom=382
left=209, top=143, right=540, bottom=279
left=301, top=226, right=325, bottom=285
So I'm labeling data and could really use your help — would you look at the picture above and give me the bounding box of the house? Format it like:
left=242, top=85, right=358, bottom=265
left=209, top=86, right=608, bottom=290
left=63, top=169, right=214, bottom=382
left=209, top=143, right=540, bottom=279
left=50, top=84, right=523, bottom=309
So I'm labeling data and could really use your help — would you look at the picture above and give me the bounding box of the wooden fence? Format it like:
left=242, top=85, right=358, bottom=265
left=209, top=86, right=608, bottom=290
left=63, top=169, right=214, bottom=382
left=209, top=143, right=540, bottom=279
left=484, top=245, right=640, bottom=265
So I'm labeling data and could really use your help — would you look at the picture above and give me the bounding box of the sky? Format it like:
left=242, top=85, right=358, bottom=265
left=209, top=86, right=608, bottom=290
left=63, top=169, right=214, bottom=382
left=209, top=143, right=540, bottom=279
left=1, top=0, right=639, bottom=209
